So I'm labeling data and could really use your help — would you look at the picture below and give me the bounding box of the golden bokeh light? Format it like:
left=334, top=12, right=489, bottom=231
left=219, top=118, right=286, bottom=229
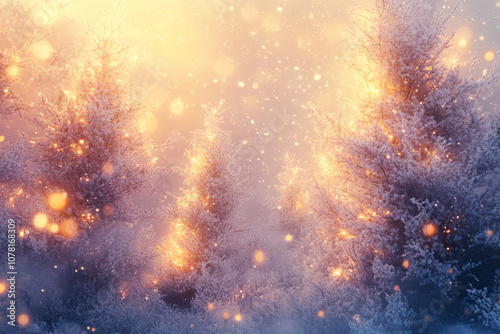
left=394, top=285, right=400, bottom=291
left=214, top=56, right=235, bottom=78
left=331, top=268, right=342, bottom=277
left=33, top=213, right=49, bottom=229
left=222, top=311, right=230, bottom=320
left=234, top=313, right=242, bottom=322
left=487, top=229, right=494, bottom=237
left=0, top=135, right=5, bottom=143
left=254, top=250, right=266, bottom=264
left=170, top=99, right=185, bottom=115
left=6, top=65, right=20, bottom=77
left=207, top=302, right=215, bottom=311
left=33, top=40, right=53, bottom=60
left=0, top=282, right=6, bottom=294
left=317, top=310, right=325, bottom=318
left=138, top=113, right=158, bottom=133
left=18, top=313, right=30, bottom=327
left=285, top=233, right=293, bottom=242
left=60, top=219, right=78, bottom=238
left=458, top=39, right=467, bottom=48
left=422, top=222, right=438, bottom=237
left=402, top=260, right=409, bottom=269
left=49, top=223, right=59, bottom=233
left=48, top=192, right=67, bottom=211
left=484, top=51, right=495, bottom=61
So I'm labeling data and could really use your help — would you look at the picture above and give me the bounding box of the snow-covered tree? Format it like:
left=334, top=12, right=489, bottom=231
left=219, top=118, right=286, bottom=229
left=308, top=0, right=500, bottom=330
left=13, top=18, right=161, bottom=329
left=158, top=103, right=247, bottom=311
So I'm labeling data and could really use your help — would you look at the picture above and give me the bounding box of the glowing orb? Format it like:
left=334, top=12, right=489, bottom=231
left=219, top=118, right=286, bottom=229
left=285, top=234, right=293, bottom=242
left=214, top=56, right=235, bottom=78
left=234, top=313, right=242, bottom=322
left=317, top=310, right=325, bottom=318
left=487, top=230, right=494, bottom=237
left=60, top=219, right=78, bottom=238
left=169, top=99, right=185, bottom=115
left=102, top=162, right=114, bottom=176
left=402, top=260, right=409, bottom=269
left=48, top=192, right=67, bottom=211
left=394, top=285, right=400, bottom=291
left=485, top=51, right=495, bottom=62
left=6, top=65, right=20, bottom=77
left=222, top=311, right=230, bottom=320
left=314, top=74, right=321, bottom=81
left=422, top=222, right=438, bottom=237
left=458, top=39, right=467, bottom=48
left=331, top=268, right=342, bottom=277
left=49, top=224, right=59, bottom=233
left=18, top=314, right=30, bottom=326
left=254, top=250, right=266, bottom=264
left=33, top=213, right=49, bottom=229
left=138, top=113, right=158, bottom=133
left=0, top=282, right=5, bottom=294
left=0, top=135, right=5, bottom=142
left=33, top=40, right=53, bottom=60
left=207, top=302, right=215, bottom=311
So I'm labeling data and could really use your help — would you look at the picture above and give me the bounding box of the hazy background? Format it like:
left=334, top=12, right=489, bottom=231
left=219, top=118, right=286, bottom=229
left=1, top=0, right=498, bottom=233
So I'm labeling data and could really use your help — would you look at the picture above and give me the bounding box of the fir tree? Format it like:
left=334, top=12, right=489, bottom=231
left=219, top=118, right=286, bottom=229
left=158, top=103, right=247, bottom=311
left=309, top=0, right=500, bottom=330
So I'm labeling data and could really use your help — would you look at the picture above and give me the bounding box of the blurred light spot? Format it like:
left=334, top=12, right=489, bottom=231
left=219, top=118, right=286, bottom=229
left=6, top=65, right=20, bottom=77
left=402, top=260, right=409, bottom=269
left=138, top=113, right=158, bottom=133
left=234, top=313, right=242, bottom=322
left=484, top=51, right=495, bottom=61
left=60, top=219, right=78, bottom=238
left=317, top=310, right=325, bottom=318
left=314, top=74, right=321, bottom=81
left=254, top=250, right=265, bottom=264
left=331, top=268, right=342, bottom=277
left=207, top=302, right=215, bottom=311
left=48, top=192, right=67, bottom=211
left=102, top=162, right=114, bottom=176
left=252, top=82, right=259, bottom=90
left=0, top=135, right=5, bottom=142
left=487, top=230, right=494, bottom=237
left=394, top=285, right=400, bottom=291
left=214, top=56, right=235, bottom=78
left=33, top=40, right=52, bottom=60
left=285, top=233, right=293, bottom=242
left=0, top=282, right=6, bottom=294
left=458, top=39, right=467, bottom=48
left=18, top=314, right=29, bottom=326
left=49, top=224, right=59, bottom=233
left=238, top=82, right=245, bottom=87
left=222, top=311, right=230, bottom=320
left=423, top=222, right=437, bottom=237
left=33, top=213, right=49, bottom=229
left=170, top=99, right=185, bottom=115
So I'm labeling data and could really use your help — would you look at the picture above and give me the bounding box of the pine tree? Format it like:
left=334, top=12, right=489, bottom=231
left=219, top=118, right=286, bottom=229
left=16, top=18, right=161, bottom=328
left=309, top=0, right=500, bottom=330
left=158, top=103, right=247, bottom=311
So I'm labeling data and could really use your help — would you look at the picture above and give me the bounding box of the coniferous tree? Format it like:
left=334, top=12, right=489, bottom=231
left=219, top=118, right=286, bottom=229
left=308, top=0, right=500, bottom=331
left=15, top=18, right=161, bottom=328
left=158, top=103, right=247, bottom=311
